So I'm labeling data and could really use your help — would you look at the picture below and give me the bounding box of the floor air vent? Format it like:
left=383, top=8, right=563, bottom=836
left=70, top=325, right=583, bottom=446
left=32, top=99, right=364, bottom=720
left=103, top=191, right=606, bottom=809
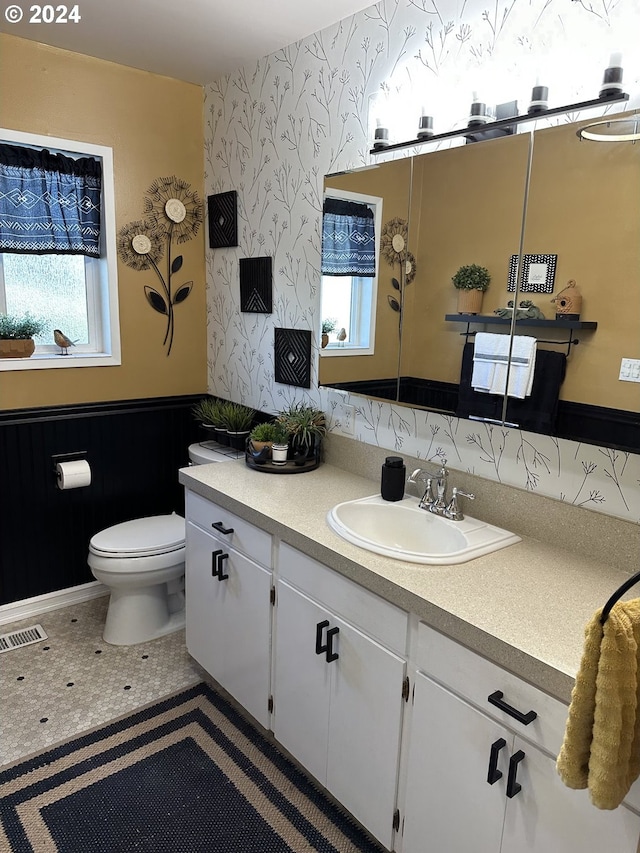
left=0, top=624, right=48, bottom=653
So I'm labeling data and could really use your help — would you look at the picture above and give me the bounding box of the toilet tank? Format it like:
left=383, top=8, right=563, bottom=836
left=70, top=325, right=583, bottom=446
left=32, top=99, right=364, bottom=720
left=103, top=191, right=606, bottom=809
left=188, top=442, right=238, bottom=465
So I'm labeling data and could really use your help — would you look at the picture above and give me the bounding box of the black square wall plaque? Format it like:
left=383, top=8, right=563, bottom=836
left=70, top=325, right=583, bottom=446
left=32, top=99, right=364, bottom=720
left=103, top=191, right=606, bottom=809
left=274, top=328, right=312, bottom=388
left=239, top=256, right=273, bottom=313
left=208, top=190, right=238, bottom=248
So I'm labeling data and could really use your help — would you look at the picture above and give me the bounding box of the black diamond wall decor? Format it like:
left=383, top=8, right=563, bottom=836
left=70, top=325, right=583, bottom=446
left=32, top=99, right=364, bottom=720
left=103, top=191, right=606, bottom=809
left=208, top=190, right=238, bottom=248
left=240, top=256, right=273, bottom=313
left=274, top=328, right=312, bottom=389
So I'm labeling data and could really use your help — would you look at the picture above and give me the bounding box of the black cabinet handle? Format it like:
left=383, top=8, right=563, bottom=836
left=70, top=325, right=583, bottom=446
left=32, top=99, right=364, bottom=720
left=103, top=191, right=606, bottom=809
left=217, top=552, right=229, bottom=581
left=212, top=521, right=234, bottom=535
left=325, top=626, right=339, bottom=662
left=506, top=750, right=525, bottom=798
left=488, top=691, right=537, bottom=726
left=315, top=621, right=339, bottom=662
left=211, top=549, right=223, bottom=577
left=315, top=620, right=330, bottom=655
left=487, top=738, right=506, bottom=785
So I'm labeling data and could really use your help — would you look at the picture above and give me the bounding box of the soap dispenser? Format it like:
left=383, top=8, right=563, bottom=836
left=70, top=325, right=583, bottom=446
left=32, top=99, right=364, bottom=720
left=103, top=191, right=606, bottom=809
left=381, top=456, right=406, bottom=502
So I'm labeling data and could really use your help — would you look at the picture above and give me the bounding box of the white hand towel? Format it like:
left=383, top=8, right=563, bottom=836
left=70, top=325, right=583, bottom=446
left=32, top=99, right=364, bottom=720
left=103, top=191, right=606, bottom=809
left=489, top=335, right=537, bottom=398
left=472, top=333, right=509, bottom=393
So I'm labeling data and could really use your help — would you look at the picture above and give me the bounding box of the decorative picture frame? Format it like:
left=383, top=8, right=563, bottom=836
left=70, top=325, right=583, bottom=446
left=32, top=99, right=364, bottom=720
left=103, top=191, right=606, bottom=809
left=274, top=328, right=312, bottom=389
left=508, top=253, right=557, bottom=294
left=207, top=190, right=238, bottom=248
left=239, top=256, right=273, bottom=313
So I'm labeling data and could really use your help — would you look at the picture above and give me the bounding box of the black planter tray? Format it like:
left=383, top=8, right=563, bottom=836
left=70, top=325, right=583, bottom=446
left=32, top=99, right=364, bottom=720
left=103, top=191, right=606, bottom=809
left=245, top=444, right=321, bottom=474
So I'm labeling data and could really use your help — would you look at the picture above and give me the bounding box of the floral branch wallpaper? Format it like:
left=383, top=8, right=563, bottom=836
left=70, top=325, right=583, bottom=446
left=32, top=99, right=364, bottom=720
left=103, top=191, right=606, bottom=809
left=203, top=0, right=640, bottom=524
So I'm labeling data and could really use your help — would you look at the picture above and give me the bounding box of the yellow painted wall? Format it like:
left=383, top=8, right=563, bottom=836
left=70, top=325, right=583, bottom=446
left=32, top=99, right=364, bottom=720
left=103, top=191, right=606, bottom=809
left=0, top=34, right=206, bottom=409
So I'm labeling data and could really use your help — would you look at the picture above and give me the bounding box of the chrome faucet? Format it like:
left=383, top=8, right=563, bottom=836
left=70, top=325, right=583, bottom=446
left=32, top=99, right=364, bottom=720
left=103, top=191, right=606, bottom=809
left=408, top=467, right=475, bottom=521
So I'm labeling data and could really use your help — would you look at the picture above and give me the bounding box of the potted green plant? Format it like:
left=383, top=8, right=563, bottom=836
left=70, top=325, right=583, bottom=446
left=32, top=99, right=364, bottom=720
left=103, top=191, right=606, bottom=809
left=277, top=403, right=327, bottom=458
left=452, top=264, right=491, bottom=314
left=0, top=313, right=47, bottom=359
left=321, top=318, right=337, bottom=349
left=249, top=421, right=278, bottom=454
left=222, top=402, right=256, bottom=450
left=192, top=396, right=226, bottom=429
left=270, top=422, right=290, bottom=465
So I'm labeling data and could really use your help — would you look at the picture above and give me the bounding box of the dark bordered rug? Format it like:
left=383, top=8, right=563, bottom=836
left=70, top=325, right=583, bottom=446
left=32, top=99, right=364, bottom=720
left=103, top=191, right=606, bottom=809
left=0, top=683, right=385, bottom=853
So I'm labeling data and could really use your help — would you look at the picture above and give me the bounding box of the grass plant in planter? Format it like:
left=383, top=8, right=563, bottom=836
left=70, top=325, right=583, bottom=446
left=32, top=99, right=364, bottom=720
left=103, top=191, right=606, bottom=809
left=277, top=403, right=327, bottom=460
left=452, top=264, right=491, bottom=314
left=192, top=396, right=226, bottom=429
left=222, top=402, right=256, bottom=450
left=0, top=313, right=47, bottom=359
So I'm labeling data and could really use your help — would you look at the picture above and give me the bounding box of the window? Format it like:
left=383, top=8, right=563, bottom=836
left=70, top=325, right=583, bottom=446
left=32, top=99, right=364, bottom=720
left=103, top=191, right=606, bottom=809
left=320, top=189, right=382, bottom=357
left=0, top=129, right=120, bottom=370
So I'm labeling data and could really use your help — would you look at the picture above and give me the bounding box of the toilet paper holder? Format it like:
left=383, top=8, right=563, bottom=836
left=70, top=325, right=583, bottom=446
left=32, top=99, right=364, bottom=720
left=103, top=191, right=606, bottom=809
left=52, top=451, right=88, bottom=476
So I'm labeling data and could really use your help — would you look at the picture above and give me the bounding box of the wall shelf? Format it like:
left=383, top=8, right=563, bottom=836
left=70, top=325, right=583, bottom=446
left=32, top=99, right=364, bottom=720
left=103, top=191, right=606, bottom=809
left=444, top=314, right=597, bottom=357
left=370, top=93, right=629, bottom=155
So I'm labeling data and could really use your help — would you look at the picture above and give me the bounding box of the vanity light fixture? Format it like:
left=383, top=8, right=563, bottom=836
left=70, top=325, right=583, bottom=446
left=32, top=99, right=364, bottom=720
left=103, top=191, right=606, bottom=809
left=599, top=52, right=624, bottom=99
left=373, top=119, right=390, bottom=150
left=528, top=81, right=549, bottom=115
left=467, top=92, right=490, bottom=127
left=576, top=116, right=640, bottom=143
left=417, top=110, right=434, bottom=139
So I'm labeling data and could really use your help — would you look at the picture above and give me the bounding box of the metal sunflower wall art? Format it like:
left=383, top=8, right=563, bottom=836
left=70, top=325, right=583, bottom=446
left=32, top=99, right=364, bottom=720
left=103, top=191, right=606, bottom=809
left=380, top=217, right=417, bottom=330
left=117, top=176, right=204, bottom=356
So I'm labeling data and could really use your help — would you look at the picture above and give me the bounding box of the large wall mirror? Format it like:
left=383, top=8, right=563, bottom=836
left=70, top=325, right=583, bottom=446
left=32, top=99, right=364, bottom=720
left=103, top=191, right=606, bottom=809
left=320, top=110, right=640, bottom=452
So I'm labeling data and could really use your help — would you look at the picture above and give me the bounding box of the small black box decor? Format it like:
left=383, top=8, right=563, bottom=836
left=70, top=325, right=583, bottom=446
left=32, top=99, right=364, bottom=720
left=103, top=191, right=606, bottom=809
left=274, top=328, right=312, bottom=389
left=208, top=190, right=238, bottom=248
left=240, top=256, right=273, bottom=313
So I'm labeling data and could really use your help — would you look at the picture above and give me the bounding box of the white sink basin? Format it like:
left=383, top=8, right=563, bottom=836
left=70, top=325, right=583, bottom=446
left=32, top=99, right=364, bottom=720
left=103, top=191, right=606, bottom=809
left=327, top=494, right=521, bottom=564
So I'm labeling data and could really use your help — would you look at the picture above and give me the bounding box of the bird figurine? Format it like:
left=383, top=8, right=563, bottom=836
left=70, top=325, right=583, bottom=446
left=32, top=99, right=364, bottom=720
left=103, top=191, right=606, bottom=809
left=53, top=329, right=77, bottom=355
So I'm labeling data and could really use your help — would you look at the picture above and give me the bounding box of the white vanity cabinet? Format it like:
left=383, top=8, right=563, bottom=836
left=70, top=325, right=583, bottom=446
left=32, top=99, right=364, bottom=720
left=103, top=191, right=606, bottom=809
left=273, top=543, right=408, bottom=851
left=185, top=490, right=273, bottom=728
left=401, top=624, right=640, bottom=853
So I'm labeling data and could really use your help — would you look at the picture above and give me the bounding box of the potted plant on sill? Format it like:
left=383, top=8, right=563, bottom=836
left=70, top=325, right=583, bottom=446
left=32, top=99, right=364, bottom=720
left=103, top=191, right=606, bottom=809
left=277, top=402, right=327, bottom=462
left=452, top=264, right=491, bottom=314
left=0, top=313, right=47, bottom=359
left=270, top=422, right=290, bottom=465
left=321, top=318, right=337, bottom=349
left=222, top=402, right=256, bottom=450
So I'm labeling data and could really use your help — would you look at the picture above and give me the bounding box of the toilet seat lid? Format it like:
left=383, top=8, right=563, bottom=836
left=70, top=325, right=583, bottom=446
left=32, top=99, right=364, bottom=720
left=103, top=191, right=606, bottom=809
left=90, top=514, right=185, bottom=557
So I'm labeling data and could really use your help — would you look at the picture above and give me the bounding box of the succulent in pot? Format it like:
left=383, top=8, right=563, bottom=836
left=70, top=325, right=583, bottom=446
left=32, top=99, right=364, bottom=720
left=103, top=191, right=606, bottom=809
left=249, top=421, right=279, bottom=454
left=0, top=313, right=47, bottom=358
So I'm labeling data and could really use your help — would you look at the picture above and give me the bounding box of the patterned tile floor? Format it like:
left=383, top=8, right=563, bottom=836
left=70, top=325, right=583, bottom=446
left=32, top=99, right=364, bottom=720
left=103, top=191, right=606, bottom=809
left=0, top=596, right=201, bottom=767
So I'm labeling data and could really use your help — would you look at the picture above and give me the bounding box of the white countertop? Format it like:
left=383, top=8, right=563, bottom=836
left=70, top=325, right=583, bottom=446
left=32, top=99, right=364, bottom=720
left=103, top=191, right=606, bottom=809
left=179, top=459, right=633, bottom=704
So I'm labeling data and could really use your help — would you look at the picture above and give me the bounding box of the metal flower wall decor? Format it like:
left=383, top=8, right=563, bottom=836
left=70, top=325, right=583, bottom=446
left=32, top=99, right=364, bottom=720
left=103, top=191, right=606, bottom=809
left=381, top=217, right=416, bottom=330
left=118, top=176, right=204, bottom=355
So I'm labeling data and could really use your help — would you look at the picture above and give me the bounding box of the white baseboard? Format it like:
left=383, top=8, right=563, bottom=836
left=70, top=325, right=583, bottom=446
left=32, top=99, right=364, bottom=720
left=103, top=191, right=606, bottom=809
left=0, top=581, right=109, bottom=626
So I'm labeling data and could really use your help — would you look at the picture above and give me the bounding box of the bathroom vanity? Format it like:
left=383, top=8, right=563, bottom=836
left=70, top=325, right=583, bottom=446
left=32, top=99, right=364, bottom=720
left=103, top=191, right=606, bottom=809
left=180, top=459, right=640, bottom=852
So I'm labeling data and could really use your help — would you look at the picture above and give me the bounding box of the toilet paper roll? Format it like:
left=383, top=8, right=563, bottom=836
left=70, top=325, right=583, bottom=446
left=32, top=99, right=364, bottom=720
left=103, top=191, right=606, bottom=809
left=56, top=460, right=92, bottom=490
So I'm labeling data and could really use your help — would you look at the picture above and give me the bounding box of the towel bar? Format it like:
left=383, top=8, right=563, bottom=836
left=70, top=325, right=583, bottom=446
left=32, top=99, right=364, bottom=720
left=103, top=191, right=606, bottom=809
left=600, top=569, right=640, bottom=624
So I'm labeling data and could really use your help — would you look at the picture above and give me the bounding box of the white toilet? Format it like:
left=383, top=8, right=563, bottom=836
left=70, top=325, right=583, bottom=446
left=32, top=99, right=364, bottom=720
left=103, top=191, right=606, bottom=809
left=88, top=441, right=236, bottom=645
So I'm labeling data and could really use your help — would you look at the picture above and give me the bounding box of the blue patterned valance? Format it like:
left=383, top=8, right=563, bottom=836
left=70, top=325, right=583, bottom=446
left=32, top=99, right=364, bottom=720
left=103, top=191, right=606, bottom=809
left=0, top=143, right=101, bottom=257
left=321, top=198, right=375, bottom=277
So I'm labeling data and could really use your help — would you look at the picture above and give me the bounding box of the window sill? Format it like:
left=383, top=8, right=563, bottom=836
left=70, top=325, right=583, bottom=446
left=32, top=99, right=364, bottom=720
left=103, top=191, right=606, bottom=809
left=0, top=352, right=121, bottom=371
left=320, top=345, right=374, bottom=357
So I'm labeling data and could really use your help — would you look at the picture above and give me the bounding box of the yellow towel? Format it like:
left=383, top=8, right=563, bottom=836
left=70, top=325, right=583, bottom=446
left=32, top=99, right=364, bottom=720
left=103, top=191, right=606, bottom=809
left=557, top=598, right=640, bottom=809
